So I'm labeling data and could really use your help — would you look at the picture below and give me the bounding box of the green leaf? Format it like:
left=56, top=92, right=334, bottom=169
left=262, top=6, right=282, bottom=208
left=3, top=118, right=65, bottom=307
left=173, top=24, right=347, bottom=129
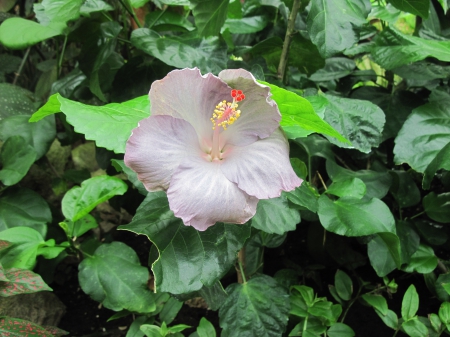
left=0, top=136, right=36, bottom=186
left=414, top=219, right=448, bottom=246
left=439, top=302, right=450, bottom=325
left=260, top=82, right=348, bottom=143
left=326, top=177, right=366, bottom=199
left=61, top=175, right=128, bottom=222
left=394, top=101, right=450, bottom=173
left=423, top=142, right=450, bottom=189
left=79, top=242, right=156, bottom=313
left=389, top=0, right=429, bottom=18
left=219, top=274, right=289, bottom=337
left=429, top=313, right=442, bottom=333
left=196, top=317, right=216, bottom=337
left=284, top=182, right=320, bottom=213
left=389, top=171, right=421, bottom=208
left=145, top=11, right=194, bottom=32
left=119, top=192, right=251, bottom=294
left=140, top=324, right=162, bottom=337
left=0, top=83, right=36, bottom=119
left=334, top=270, right=352, bottom=301
left=372, top=27, right=450, bottom=70
left=423, top=192, right=450, bottom=223
left=131, top=29, right=227, bottom=74
left=60, top=214, right=98, bottom=238
left=159, top=297, right=183, bottom=325
left=397, top=221, right=420, bottom=265
left=310, top=58, right=356, bottom=82
left=367, top=232, right=402, bottom=277
left=326, top=161, right=392, bottom=199
left=402, top=318, right=429, bottom=337
left=0, top=188, right=51, bottom=237
left=34, top=0, right=83, bottom=25
left=308, top=94, right=385, bottom=153
left=0, top=18, right=65, bottom=49
left=402, top=244, right=438, bottom=274
left=402, top=284, right=419, bottom=320
left=327, top=323, right=355, bottom=337
left=112, top=159, right=147, bottom=195
left=250, top=195, right=300, bottom=235
left=222, top=16, right=268, bottom=34
left=318, top=196, right=396, bottom=236
left=80, top=0, right=114, bottom=16
left=197, top=281, right=228, bottom=311
left=307, top=0, right=370, bottom=57
left=0, top=267, right=52, bottom=296
left=375, top=309, right=399, bottom=330
left=362, top=294, right=388, bottom=315
left=30, top=94, right=150, bottom=154
left=191, top=0, right=228, bottom=36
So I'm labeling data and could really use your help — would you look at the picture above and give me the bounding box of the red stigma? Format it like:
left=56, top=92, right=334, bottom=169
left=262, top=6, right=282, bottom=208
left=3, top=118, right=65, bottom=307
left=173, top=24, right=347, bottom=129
left=231, top=89, right=245, bottom=102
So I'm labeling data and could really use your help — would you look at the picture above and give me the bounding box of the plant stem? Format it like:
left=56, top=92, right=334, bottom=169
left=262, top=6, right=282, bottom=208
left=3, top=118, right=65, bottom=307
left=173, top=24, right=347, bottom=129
left=148, top=6, right=167, bottom=29
left=409, top=211, right=425, bottom=220
left=58, top=34, right=68, bottom=77
left=13, top=47, right=31, bottom=85
left=339, top=281, right=363, bottom=323
left=277, top=0, right=301, bottom=83
left=237, top=248, right=247, bottom=284
left=119, top=0, right=143, bottom=29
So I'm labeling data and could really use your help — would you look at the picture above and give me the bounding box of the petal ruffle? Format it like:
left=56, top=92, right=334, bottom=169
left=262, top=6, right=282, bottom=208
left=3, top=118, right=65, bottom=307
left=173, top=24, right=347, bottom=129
left=150, top=68, right=232, bottom=150
left=167, top=156, right=259, bottom=231
left=221, top=128, right=302, bottom=199
left=218, top=69, right=281, bottom=147
left=124, top=115, right=202, bottom=191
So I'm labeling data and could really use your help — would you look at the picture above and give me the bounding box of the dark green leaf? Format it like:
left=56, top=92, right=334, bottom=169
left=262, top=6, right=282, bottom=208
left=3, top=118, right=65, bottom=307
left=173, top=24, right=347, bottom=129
left=307, top=0, right=370, bottom=57
left=423, top=192, right=450, bottom=223
left=334, top=270, right=352, bottom=301
left=219, top=275, right=289, bottom=337
left=393, top=62, right=450, bottom=81
left=309, top=58, right=356, bottom=82
left=308, top=94, right=385, bottom=153
left=119, top=192, right=251, bottom=294
left=294, top=135, right=335, bottom=162
left=414, top=220, right=448, bottom=246
left=0, top=136, right=36, bottom=186
left=397, top=221, right=420, bottom=265
left=423, top=142, right=450, bottom=189
left=112, top=159, right=148, bottom=195
left=61, top=175, right=128, bottom=222
left=131, top=29, right=227, bottom=74
left=389, top=171, right=421, bottom=208
left=79, top=242, right=155, bottom=313
left=327, top=323, right=355, bottom=337
left=402, top=244, right=438, bottom=274
left=191, top=0, right=228, bottom=36
left=362, top=294, right=388, bottom=315
left=251, top=195, right=300, bottom=235
left=145, top=11, right=194, bottom=32
left=223, top=16, right=267, bottom=34
left=389, top=0, right=429, bottom=18
left=367, top=232, right=402, bottom=276
left=0, top=83, right=36, bottom=119
left=59, top=214, right=98, bottom=238
left=318, top=195, right=396, bottom=236
left=159, top=297, right=183, bottom=325
left=197, top=281, right=228, bottom=311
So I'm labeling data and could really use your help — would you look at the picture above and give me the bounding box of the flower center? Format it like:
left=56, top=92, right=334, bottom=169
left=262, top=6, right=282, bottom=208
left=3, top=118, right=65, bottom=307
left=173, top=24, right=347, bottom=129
left=210, top=89, right=245, bottom=160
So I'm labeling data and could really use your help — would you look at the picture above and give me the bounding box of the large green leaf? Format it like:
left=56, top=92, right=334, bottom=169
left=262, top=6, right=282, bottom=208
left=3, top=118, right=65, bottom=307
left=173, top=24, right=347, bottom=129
left=34, top=0, right=83, bottom=25
left=423, top=192, right=450, bottom=223
left=423, top=142, right=450, bottom=189
left=191, top=0, right=228, bottom=36
left=78, top=242, right=156, bottom=313
left=29, top=94, right=150, bottom=154
left=367, top=232, right=401, bottom=277
left=284, top=182, right=320, bottom=213
left=0, top=188, right=51, bottom=236
left=0, top=136, right=36, bottom=186
left=131, top=29, right=227, bottom=74
left=0, top=18, right=65, bottom=50
left=62, top=175, right=128, bottom=222
left=389, top=0, right=429, bottom=18
left=251, top=195, right=300, bottom=235
left=119, top=192, right=251, bottom=294
left=260, top=82, right=348, bottom=142
left=0, top=84, right=36, bottom=119
left=219, top=274, right=290, bottom=337
left=309, top=57, right=356, bottom=82
left=317, top=195, right=396, bottom=236
left=307, top=0, right=370, bottom=57
left=372, top=27, right=450, bottom=70
left=308, top=94, right=385, bottom=153
left=223, top=16, right=268, bottom=34
left=394, top=101, right=450, bottom=173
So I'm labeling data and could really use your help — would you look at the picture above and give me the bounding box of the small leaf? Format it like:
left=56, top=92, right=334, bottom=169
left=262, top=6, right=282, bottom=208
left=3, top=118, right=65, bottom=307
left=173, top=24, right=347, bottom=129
left=61, top=175, right=128, bottom=222
left=79, top=242, right=156, bottom=313
left=423, top=192, right=450, bottom=223
left=402, top=244, right=438, bottom=274
left=401, top=318, right=429, bottom=337
left=326, top=177, right=366, bottom=199
left=334, top=270, right=352, bottom=301
left=429, top=313, right=442, bottom=333
left=219, top=274, right=290, bottom=337
left=439, top=302, right=450, bottom=325
left=362, top=294, right=388, bottom=315
left=0, top=136, right=36, bottom=186
left=327, top=323, right=355, bottom=337
left=284, top=182, right=319, bottom=213
left=423, top=142, right=450, bottom=189
left=389, top=0, right=429, bottom=18
left=159, top=297, right=183, bottom=325
left=375, top=309, right=399, bottom=330
left=196, top=317, right=216, bottom=337
left=402, top=284, right=419, bottom=320
left=0, top=268, right=52, bottom=297
left=367, top=232, right=402, bottom=277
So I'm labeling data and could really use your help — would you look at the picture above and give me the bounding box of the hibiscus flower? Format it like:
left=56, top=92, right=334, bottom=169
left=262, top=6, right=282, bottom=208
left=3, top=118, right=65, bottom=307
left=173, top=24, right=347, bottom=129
left=124, top=68, right=302, bottom=231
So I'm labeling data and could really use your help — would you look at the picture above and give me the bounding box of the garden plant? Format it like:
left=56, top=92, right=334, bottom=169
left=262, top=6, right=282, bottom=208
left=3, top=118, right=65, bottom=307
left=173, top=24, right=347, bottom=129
left=0, top=0, right=450, bottom=336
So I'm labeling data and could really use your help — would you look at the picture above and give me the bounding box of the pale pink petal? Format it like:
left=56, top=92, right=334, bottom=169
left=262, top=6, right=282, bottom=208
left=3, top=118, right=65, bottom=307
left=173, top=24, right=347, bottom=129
left=150, top=68, right=232, bottom=150
left=221, top=128, right=302, bottom=199
left=167, top=157, right=259, bottom=231
left=124, top=115, right=203, bottom=191
left=218, top=69, right=280, bottom=147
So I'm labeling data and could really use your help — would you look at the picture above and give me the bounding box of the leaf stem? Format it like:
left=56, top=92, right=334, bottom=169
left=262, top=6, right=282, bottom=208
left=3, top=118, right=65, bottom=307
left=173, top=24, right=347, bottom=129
left=277, top=0, right=301, bottom=83
left=409, top=211, right=425, bottom=220
left=237, top=248, right=247, bottom=284
left=148, top=6, right=167, bottom=30
left=119, top=0, right=143, bottom=29
left=58, top=34, right=68, bottom=77
left=13, top=47, right=31, bottom=86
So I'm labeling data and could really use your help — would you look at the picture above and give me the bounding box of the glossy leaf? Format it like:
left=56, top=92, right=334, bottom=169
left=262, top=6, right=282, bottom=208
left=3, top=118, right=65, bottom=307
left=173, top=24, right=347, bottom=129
left=402, top=284, right=419, bottom=320
left=0, top=267, right=52, bottom=296
left=402, top=244, right=438, bottom=274
left=327, top=323, right=355, bottom=337
left=0, top=188, right=51, bottom=236
left=260, top=82, right=348, bottom=142
left=439, top=302, right=450, bottom=325
left=59, top=214, right=98, bottom=238
left=423, top=142, right=450, bottom=189
left=112, top=159, right=147, bottom=195
left=119, top=192, right=251, bottom=294
left=191, top=0, right=228, bottom=36
left=389, top=0, right=429, bottom=18
left=78, top=242, right=156, bottom=313
left=394, top=101, right=450, bottom=173
left=335, top=270, right=352, bottom=301
left=0, top=18, right=65, bottom=49
left=251, top=195, right=300, bottom=235
left=367, top=232, right=402, bottom=277
left=309, top=58, right=356, bottom=82
left=219, top=274, right=289, bottom=337
left=223, top=16, right=268, bottom=34
left=0, top=136, right=36, bottom=186
left=307, top=0, right=370, bottom=57
left=326, top=177, right=366, bottom=199
left=131, top=29, right=227, bottom=74
left=62, top=175, right=128, bottom=222
left=34, top=0, right=83, bottom=25
left=362, top=294, right=388, bottom=315
left=372, top=27, right=450, bottom=70
left=30, top=94, right=149, bottom=154
left=308, top=94, right=385, bottom=153
left=0, top=83, right=36, bottom=119
left=284, top=182, right=320, bottom=213
left=402, top=318, right=429, bottom=337
left=423, top=192, right=450, bottom=223
left=318, top=196, right=396, bottom=236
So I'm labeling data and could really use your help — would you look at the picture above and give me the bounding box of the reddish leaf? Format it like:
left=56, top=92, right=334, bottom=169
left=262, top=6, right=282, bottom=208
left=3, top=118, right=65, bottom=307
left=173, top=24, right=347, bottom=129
left=0, top=240, right=13, bottom=252
left=0, top=269, right=52, bottom=297
left=0, top=317, right=68, bottom=337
